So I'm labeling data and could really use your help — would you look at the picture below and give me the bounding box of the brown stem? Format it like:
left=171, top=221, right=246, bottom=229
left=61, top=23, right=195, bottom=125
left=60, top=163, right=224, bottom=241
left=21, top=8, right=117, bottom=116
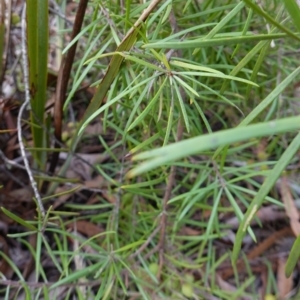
left=157, top=118, right=184, bottom=279
left=48, top=0, right=89, bottom=174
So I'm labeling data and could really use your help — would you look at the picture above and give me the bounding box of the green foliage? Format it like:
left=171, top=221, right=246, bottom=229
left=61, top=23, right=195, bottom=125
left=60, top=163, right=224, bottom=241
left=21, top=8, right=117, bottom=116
left=3, top=0, right=300, bottom=298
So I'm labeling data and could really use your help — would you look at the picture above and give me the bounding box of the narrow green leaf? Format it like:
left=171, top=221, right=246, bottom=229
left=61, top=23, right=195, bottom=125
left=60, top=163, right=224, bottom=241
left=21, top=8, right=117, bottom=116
left=220, top=40, right=269, bottom=94
left=283, top=0, right=300, bottom=32
left=285, top=235, right=300, bottom=277
left=204, top=2, right=245, bottom=40
left=231, top=7, right=253, bottom=58
left=224, top=187, right=256, bottom=242
left=1, top=207, right=37, bottom=231
left=176, top=71, right=258, bottom=86
left=0, top=251, right=25, bottom=281
left=121, top=52, right=166, bottom=72
left=143, top=33, right=288, bottom=49
left=173, top=75, right=199, bottom=97
left=50, top=262, right=103, bottom=289
left=163, top=78, right=174, bottom=146
left=173, top=79, right=190, bottom=132
left=171, top=60, right=223, bottom=74
left=193, top=2, right=245, bottom=54
left=232, top=132, right=300, bottom=263
left=113, top=240, right=145, bottom=253
left=127, top=77, right=167, bottom=132
left=128, top=116, right=300, bottom=177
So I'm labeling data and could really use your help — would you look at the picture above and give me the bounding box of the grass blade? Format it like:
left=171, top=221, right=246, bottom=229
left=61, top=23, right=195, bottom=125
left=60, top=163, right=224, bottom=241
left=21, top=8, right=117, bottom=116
left=143, top=33, right=288, bottom=49
left=232, top=132, right=300, bottom=263
left=128, top=116, right=300, bottom=177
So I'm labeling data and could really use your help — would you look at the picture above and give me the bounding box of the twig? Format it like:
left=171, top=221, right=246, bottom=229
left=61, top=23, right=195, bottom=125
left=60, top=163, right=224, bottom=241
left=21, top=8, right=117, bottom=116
left=20, top=4, right=45, bottom=217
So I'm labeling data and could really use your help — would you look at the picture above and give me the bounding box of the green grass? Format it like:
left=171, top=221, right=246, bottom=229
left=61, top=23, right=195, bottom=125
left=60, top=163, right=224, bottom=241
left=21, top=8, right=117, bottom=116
left=1, top=0, right=300, bottom=299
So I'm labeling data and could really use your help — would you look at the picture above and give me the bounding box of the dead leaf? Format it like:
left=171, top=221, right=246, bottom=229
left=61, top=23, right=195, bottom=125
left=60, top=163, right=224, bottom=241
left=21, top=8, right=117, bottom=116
left=101, top=190, right=116, bottom=204
left=181, top=227, right=201, bottom=236
left=83, top=122, right=103, bottom=136
left=247, top=227, right=293, bottom=260
left=72, top=230, right=87, bottom=297
left=277, top=257, right=293, bottom=299
left=84, top=175, right=105, bottom=189
left=8, top=187, right=33, bottom=203
left=216, top=273, right=237, bottom=292
left=60, top=152, right=108, bottom=180
left=279, top=176, right=300, bottom=236
left=67, top=220, right=104, bottom=238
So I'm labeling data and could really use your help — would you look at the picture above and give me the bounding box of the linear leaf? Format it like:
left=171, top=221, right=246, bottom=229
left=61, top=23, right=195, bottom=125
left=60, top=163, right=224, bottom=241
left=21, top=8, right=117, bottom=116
left=143, top=33, right=288, bottom=49
left=283, top=0, right=300, bottom=32
left=128, top=116, right=300, bottom=177
left=1, top=207, right=37, bottom=231
left=285, top=235, right=300, bottom=277
left=232, top=132, right=300, bottom=263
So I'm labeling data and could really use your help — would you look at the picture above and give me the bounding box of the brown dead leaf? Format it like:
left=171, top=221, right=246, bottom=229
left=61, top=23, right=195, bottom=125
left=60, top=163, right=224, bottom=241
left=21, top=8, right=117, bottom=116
left=60, top=152, right=108, bottom=180
left=72, top=230, right=88, bottom=296
left=8, top=187, right=33, bottom=202
left=84, top=175, right=105, bottom=189
left=179, top=226, right=202, bottom=236
left=247, top=227, right=293, bottom=260
left=67, top=220, right=104, bottom=238
left=83, top=122, right=103, bottom=136
left=277, top=257, right=293, bottom=299
left=101, top=190, right=117, bottom=204
left=260, top=267, right=268, bottom=300
left=216, top=273, right=237, bottom=292
left=279, top=176, right=300, bottom=236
